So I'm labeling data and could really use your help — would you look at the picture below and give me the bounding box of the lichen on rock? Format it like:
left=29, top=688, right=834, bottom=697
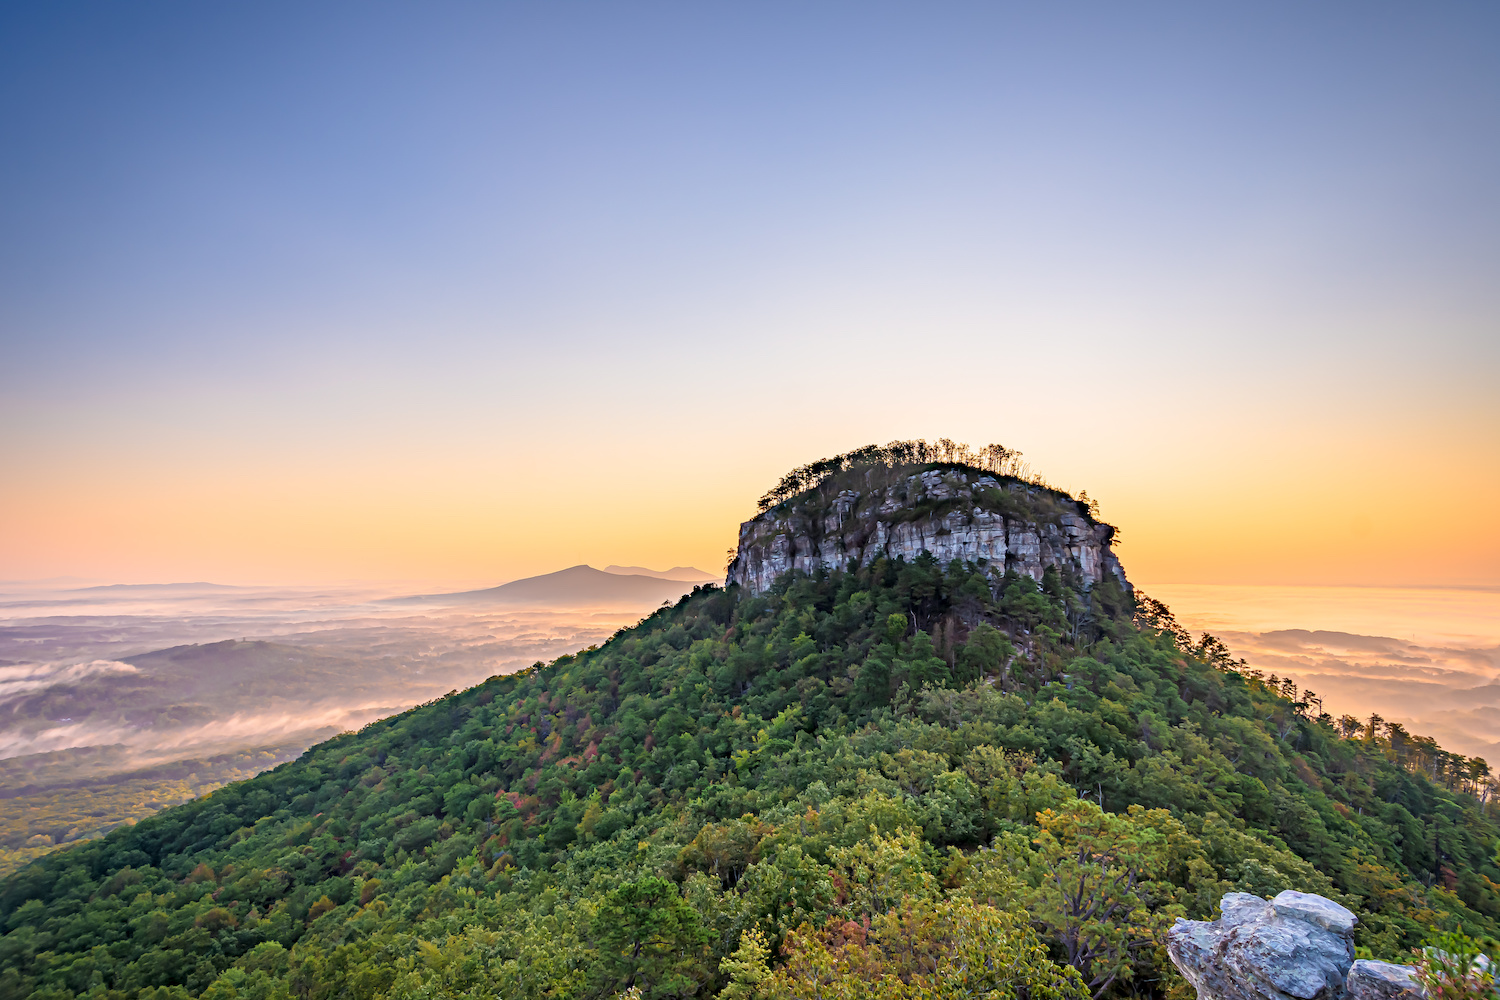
left=1168, top=892, right=1425, bottom=1000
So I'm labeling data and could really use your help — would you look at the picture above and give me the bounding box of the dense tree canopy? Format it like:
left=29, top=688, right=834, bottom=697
left=3, top=550, right=1497, bottom=1000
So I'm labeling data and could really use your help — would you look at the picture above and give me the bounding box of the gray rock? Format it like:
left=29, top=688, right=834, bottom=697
left=726, top=470, right=1129, bottom=595
left=1345, top=961, right=1423, bottom=1000
left=1169, top=892, right=1358, bottom=1000
left=1221, top=892, right=1271, bottom=926
left=1274, top=891, right=1359, bottom=935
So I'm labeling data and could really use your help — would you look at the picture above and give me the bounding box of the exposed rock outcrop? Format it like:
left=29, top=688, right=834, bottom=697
left=725, top=466, right=1129, bottom=595
left=1169, top=892, right=1424, bottom=1000
left=1346, top=961, right=1424, bottom=1000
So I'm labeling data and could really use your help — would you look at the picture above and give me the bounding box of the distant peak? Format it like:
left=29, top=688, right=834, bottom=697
left=603, top=565, right=715, bottom=582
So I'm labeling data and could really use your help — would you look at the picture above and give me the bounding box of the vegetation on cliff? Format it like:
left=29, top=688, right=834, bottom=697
left=3, top=456, right=1498, bottom=1000
left=731, top=442, right=1120, bottom=596
left=754, top=439, right=1040, bottom=511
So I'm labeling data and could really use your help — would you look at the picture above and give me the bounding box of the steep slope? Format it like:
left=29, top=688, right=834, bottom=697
left=3, top=446, right=1497, bottom=1000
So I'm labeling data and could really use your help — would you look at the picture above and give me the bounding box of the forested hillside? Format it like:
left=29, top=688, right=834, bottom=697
left=4, top=462, right=1499, bottom=1000
left=0, top=745, right=309, bottom=879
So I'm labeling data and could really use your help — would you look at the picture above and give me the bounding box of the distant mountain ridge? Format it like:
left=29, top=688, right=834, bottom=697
left=602, top=565, right=713, bottom=582
left=394, top=565, right=707, bottom=607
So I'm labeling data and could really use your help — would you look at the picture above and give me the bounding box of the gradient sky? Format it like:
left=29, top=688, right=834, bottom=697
left=1, top=3, right=1496, bottom=588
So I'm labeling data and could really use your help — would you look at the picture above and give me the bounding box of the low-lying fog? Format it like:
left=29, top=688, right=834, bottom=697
left=1148, top=583, right=1500, bottom=763
left=0, top=579, right=677, bottom=789
left=4, top=578, right=1497, bottom=793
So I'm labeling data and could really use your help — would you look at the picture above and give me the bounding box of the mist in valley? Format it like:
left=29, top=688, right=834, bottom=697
left=1149, top=583, right=1500, bottom=762
left=0, top=580, right=680, bottom=777
left=0, top=575, right=697, bottom=872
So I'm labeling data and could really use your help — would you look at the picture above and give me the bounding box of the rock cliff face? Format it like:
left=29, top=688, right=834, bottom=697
left=725, top=465, right=1130, bottom=595
left=1169, top=891, right=1425, bottom=1000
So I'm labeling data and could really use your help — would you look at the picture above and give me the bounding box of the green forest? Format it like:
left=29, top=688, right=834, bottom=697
left=0, top=746, right=309, bottom=880
left=3, top=465, right=1499, bottom=1000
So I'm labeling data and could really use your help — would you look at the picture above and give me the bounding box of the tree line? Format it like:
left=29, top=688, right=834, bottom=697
left=755, top=439, right=1042, bottom=512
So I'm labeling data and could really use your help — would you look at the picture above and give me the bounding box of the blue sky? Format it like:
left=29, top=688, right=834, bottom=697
left=1, top=3, right=1496, bottom=585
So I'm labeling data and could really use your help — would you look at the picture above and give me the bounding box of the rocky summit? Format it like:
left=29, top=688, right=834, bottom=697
left=727, top=464, right=1128, bottom=594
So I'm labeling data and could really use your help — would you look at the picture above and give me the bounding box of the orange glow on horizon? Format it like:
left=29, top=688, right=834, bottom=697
left=3, top=411, right=1495, bottom=590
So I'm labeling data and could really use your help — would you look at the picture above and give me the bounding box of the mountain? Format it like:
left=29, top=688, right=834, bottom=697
left=398, top=565, right=705, bottom=607
left=603, top=565, right=715, bottom=582
left=4, top=440, right=1497, bottom=1000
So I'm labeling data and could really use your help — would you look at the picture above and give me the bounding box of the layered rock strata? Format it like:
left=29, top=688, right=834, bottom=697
left=726, top=467, right=1129, bottom=595
left=1168, top=891, right=1424, bottom=1000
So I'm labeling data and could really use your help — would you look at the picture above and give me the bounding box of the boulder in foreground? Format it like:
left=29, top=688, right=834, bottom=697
left=1168, top=891, right=1425, bottom=1000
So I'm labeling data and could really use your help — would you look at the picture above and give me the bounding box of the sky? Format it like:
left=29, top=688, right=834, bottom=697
left=1, top=2, right=1497, bottom=589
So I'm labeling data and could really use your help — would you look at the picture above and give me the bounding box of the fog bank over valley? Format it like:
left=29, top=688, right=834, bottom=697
left=1149, top=583, right=1500, bottom=762
left=0, top=569, right=709, bottom=873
